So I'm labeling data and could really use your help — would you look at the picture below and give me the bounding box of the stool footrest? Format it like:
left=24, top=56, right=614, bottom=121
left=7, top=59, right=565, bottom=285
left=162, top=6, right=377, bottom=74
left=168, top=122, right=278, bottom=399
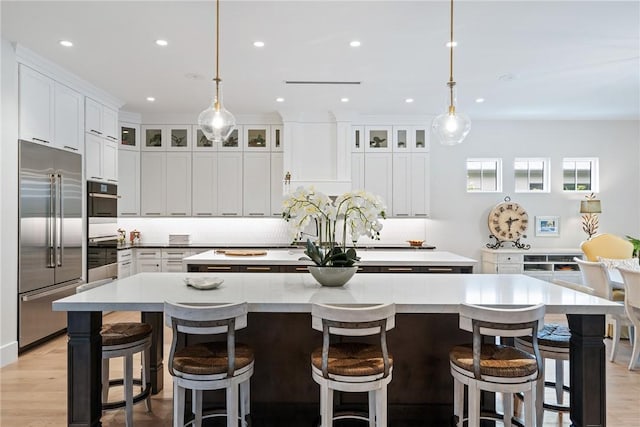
left=102, top=379, right=151, bottom=411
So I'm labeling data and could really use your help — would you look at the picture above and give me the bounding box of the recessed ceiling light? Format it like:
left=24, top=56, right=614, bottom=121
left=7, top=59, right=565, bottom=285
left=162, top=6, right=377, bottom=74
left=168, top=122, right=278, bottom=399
left=340, top=97, right=349, bottom=103
left=445, top=41, right=458, bottom=48
left=253, top=41, right=265, bottom=47
left=475, top=98, right=485, bottom=103
left=350, top=40, right=361, bottom=47
left=276, top=97, right=285, bottom=102
left=59, top=40, right=73, bottom=47
left=405, top=98, right=414, bottom=103
left=155, top=39, right=168, bottom=47
left=146, top=97, right=156, bottom=102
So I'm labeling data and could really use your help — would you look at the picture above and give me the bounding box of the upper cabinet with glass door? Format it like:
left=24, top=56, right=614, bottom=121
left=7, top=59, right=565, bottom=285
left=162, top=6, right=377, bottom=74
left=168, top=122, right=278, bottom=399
left=218, top=126, right=243, bottom=151
left=119, top=122, right=140, bottom=151
left=192, top=125, right=217, bottom=151
left=364, top=126, right=392, bottom=152
left=141, top=125, right=191, bottom=150
left=166, top=125, right=191, bottom=151
left=141, top=125, right=165, bottom=150
left=244, top=125, right=271, bottom=151
left=351, top=126, right=365, bottom=152
left=392, top=126, right=429, bottom=152
left=271, top=125, right=283, bottom=152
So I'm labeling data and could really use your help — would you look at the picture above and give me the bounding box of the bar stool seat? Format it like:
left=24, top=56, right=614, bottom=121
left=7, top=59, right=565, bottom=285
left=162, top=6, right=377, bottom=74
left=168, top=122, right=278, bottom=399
left=311, top=343, right=393, bottom=379
left=516, top=323, right=570, bottom=422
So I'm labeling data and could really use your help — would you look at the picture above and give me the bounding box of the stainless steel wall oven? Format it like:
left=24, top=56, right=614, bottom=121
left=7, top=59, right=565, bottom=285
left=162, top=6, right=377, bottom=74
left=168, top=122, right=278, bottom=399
left=87, top=180, right=119, bottom=282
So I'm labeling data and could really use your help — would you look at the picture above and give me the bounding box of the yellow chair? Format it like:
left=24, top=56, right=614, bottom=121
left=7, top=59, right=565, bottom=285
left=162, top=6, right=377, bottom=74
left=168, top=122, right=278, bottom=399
left=580, top=234, right=633, bottom=262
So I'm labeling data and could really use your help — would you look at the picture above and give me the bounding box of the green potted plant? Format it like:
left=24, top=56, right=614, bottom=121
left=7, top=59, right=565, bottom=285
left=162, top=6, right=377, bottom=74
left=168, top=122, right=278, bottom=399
left=282, top=187, right=386, bottom=286
left=626, top=235, right=640, bottom=258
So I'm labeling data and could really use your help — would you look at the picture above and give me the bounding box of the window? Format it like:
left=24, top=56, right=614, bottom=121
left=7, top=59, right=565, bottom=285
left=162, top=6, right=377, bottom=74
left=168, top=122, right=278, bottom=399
left=562, top=158, right=599, bottom=192
left=514, top=158, right=550, bottom=193
left=467, top=158, right=502, bottom=192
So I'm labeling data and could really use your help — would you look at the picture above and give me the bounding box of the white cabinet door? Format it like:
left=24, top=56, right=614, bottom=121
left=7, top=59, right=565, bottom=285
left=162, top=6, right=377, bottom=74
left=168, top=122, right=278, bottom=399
left=85, top=97, right=103, bottom=137
left=217, top=152, right=243, bottom=216
left=351, top=153, right=365, bottom=191
left=244, top=125, right=271, bottom=150
left=85, top=133, right=103, bottom=181
left=192, top=152, right=218, bottom=216
left=54, top=82, right=83, bottom=153
left=140, top=152, right=166, bottom=216
left=103, top=140, right=118, bottom=183
left=365, top=126, right=392, bottom=153
left=410, top=153, right=430, bottom=217
left=364, top=154, right=393, bottom=212
left=165, top=152, right=192, bottom=216
left=102, top=106, right=119, bottom=142
left=161, top=259, right=186, bottom=272
left=19, top=65, right=55, bottom=145
left=136, top=259, right=161, bottom=272
left=118, top=260, right=134, bottom=278
left=392, top=153, right=411, bottom=217
left=166, top=125, right=191, bottom=150
left=118, top=150, right=140, bottom=216
left=270, top=153, right=284, bottom=216
left=243, top=152, right=270, bottom=216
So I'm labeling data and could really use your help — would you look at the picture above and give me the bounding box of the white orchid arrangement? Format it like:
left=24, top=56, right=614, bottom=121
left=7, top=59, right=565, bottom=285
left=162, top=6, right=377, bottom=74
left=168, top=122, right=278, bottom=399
left=282, top=187, right=386, bottom=267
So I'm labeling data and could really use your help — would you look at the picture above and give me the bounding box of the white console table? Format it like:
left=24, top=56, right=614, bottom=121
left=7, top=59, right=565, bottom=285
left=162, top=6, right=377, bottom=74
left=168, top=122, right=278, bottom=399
left=481, top=248, right=583, bottom=283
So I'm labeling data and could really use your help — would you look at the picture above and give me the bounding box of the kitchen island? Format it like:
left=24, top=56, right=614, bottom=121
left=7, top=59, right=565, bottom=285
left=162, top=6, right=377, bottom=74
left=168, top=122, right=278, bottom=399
left=54, top=272, right=621, bottom=426
left=184, top=249, right=477, bottom=273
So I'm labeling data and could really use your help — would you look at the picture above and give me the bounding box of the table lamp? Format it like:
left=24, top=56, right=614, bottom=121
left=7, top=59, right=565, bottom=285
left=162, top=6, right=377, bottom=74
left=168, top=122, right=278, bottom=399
left=580, top=193, right=602, bottom=239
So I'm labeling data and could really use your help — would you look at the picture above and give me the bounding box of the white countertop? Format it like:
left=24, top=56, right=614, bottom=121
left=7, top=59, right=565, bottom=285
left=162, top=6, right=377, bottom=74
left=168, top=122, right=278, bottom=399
left=53, top=272, right=622, bottom=315
left=183, top=249, right=477, bottom=266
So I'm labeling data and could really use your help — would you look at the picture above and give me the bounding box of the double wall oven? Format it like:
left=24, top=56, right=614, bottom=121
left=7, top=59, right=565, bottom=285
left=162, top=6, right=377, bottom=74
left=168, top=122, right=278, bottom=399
left=87, top=181, right=119, bottom=282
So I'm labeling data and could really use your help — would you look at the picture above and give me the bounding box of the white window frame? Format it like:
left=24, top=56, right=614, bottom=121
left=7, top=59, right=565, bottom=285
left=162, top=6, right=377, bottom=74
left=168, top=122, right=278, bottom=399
left=466, top=158, right=503, bottom=193
left=562, top=157, right=599, bottom=193
left=514, top=157, right=550, bottom=193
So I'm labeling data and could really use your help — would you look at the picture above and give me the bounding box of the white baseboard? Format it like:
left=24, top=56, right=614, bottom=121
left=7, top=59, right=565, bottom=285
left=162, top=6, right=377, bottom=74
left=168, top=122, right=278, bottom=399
left=0, top=341, right=18, bottom=367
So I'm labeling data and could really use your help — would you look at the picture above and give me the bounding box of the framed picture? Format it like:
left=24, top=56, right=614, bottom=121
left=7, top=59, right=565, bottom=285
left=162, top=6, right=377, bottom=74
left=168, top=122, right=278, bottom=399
left=535, top=216, right=560, bottom=237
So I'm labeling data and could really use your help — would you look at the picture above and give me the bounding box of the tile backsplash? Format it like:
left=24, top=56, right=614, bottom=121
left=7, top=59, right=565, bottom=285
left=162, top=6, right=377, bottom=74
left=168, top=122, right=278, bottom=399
left=117, top=217, right=429, bottom=246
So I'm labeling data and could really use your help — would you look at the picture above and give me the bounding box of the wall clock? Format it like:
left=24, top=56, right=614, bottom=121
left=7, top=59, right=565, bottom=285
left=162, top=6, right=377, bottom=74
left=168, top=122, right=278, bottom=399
left=486, top=196, right=531, bottom=249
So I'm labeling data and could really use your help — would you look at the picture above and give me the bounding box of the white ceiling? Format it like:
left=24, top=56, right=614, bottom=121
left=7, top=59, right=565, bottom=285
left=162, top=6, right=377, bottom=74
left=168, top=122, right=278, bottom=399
left=2, top=1, right=639, bottom=120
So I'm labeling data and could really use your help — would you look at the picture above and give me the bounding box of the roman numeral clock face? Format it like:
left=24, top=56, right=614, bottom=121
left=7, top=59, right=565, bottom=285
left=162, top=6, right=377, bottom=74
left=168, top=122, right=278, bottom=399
left=488, top=202, right=529, bottom=242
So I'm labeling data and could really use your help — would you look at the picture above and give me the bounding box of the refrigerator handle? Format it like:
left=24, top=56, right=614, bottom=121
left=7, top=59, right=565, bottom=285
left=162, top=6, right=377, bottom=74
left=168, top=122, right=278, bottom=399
left=48, top=174, right=56, bottom=268
left=57, top=173, right=63, bottom=267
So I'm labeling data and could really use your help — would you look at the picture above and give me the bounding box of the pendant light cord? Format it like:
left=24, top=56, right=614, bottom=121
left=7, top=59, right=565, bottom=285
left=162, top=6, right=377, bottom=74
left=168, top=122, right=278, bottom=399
left=214, top=0, right=221, bottom=109
left=448, top=0, right=456, bottom=112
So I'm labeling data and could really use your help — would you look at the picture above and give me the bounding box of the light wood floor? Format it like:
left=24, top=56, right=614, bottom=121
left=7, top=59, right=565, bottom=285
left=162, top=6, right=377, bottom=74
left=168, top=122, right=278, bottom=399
left=1, top=312, right=638, bottom=426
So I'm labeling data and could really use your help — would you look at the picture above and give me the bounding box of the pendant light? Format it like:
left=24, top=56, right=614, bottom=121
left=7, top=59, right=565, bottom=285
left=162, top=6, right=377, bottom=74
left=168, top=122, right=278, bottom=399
left=432, top=0, right=471, bottom=146
left=198, top=0, right=236, bottom=143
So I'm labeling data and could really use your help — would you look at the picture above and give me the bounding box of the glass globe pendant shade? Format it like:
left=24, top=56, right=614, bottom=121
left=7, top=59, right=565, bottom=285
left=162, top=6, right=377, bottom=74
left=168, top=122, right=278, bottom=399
left=432, top=108, right=471, bottom=146
left=198, top=84, right=236, bottom=143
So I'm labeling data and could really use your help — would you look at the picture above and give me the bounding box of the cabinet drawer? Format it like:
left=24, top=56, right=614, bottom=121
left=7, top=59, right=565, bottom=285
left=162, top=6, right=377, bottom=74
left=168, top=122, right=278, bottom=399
left=187, top=264, right=239, bottom=273
left=117, top=249, right=133, bottom=263
left=239, top=265, right=281, bottom=273
left=162, top=249, right=192, bottom=259
left=162, top=259, right=185, bottom=272
left=136, top=249, right=162, bottom=259
left=497, top=254, right=523, bottom=264
left=497, top=264, right=524, bottom=274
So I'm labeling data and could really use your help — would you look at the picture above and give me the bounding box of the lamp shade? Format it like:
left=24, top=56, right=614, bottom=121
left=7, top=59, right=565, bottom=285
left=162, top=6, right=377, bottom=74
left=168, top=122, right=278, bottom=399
left=580, top=199, right=602, bottom=214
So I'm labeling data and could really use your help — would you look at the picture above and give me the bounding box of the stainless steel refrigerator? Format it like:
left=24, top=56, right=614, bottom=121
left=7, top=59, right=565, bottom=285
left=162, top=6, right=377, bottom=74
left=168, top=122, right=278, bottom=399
left=18, top=140, right=83, bottom=350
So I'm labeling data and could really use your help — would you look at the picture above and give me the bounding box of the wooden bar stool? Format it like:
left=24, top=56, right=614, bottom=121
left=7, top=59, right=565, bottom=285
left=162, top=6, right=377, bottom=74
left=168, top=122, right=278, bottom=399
left=516, top=323, right=570, bottom=426
left=311, top=303, right=395, bottom=427
left=449, top=303, right=545, bottom=427
left=77, top=280, right=153, bottom=427
left=164, top=302, right=254, bottom=427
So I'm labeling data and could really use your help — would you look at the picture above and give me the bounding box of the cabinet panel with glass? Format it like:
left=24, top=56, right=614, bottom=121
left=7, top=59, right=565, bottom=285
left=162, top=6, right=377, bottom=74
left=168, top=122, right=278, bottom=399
left=364, top=126, right=393, bottom=153
left=244, top=125, right=271, bottom=151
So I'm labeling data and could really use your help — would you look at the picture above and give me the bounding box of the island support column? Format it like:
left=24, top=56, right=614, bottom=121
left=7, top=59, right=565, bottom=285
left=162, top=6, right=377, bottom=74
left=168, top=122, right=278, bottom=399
left=567, top=314, right=606, bottom=427
left=142, top=311, right=164, bottom=393
left=67, top=311, right=102, bottom=427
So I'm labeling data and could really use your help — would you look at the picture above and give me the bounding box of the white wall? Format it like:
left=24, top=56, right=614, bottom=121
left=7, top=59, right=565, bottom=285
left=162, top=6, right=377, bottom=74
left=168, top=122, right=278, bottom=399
left=0, top=38, right=19, bottom=366
left=427, top=120, right=640, bottom=261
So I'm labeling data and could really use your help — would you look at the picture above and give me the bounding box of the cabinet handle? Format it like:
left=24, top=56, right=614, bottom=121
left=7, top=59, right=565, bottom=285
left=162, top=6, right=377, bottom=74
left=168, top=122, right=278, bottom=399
left=145, top=212, right=161, bottom=215
left=120, top=213, right=138, bottom=216
left=222, top=213, right=237, bottom=216
left=170, top=213, right=187, bottom=216
left=386, top=267, right=413, bottom=272
left=394, top=213, right=409, bottom=217
left=107, top=179, right=118, bottom=183
left=246, top=267, right=271, bottom=271
left=248, top=213, right=264, bottom=216
left=414, top=213, right=428, bottom=217
left=207, top=266, right=232, bottom=271
left=107, top=136, right=118, bottom=141
left=32, top=137, right=50, bottom=144
left=166, top=260, right=182, bottom=264
left=90, top=129, right=103, bottom=135
left=139, top=252, right=158, bottom=256
left=121, top=261, right=131, bottom=266
left=63, top=145, right=78, bottom=151
left=166, top=252, right=185, bottom=256
left=427, top=267, right=454, bottom=272
left=196, top=213, right=213, bottom=216
left=90, top=176, right=102, bottom=180
left=295, top=267, right=308, bottom=271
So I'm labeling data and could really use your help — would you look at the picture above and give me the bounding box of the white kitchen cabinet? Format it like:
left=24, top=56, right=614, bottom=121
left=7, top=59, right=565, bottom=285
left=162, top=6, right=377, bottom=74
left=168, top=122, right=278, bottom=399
left=118, top=150, right=140, bottom=216
left=217, top=152, right=243, bottom=216
left=410, top=153, right=430, bottom=217
left=392, top=126, right=429, bottom=152
left=244, top=125, right=271, bottom=151
left=219, top=126, right=242, bottom=151
left=364, top=153, right=393, bottom=213
left=140, top=152, right=166, bottom=216
left=365, top=126, right=392, bottom=153
left=19, top=65, right=55, bottom=146
left=161, top=249, right=191, bottom=272
left=141, top=126, right=165, bottom=150
left=165, top=152, right=192, bottom=216
left=166, top=125, right=191, bottom=151
left=351, top=126, right=365, bottom=152
left=117, top=249, right=134, bottom=278
left=392, top=153, right=412, bottom=216
left=192, top=126, right=216, bottom=151
left=120, top=122, right=140, bottom=151
left=351, top=153, right=365, bottom=191
left=85, top=133, right=117, bottom=183
left=54, top=82, right=84, bottom=153
left=270, top=152, right=284, bottom=216
left=271, top=125, right=284, bottom=152
left=85, top=98, right=103, bottom=137
left=135, top=249, right=162, bottom=272
left=243, top=152, right=271, bottom=216
left=481, top=249, right=582, bottom=283
left=102, top=107, right=118, bottom=142
left=192, top=152, right=218, bottom=216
